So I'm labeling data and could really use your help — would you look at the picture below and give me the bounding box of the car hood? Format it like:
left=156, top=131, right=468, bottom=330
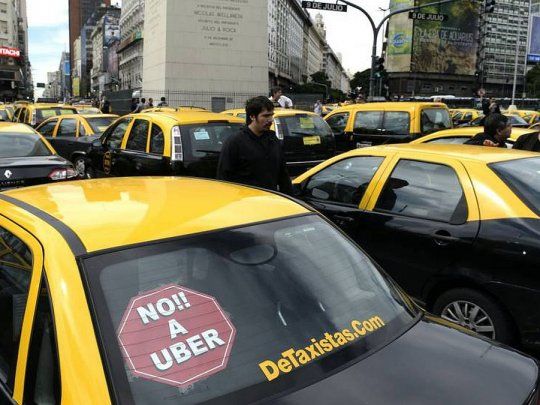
left=0, top=155, right=69, bottom=168
left=273, top=315, right=538, bottom=405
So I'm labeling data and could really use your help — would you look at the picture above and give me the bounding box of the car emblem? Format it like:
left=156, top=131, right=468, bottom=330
left=4, top=170, right=12, bottom=179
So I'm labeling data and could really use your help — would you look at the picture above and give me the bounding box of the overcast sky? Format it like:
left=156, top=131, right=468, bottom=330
left=27, top=0, right=388, bottom=97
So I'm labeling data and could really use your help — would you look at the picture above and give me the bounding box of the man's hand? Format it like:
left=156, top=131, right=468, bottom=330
left=483, top=139, right=499, bottom=147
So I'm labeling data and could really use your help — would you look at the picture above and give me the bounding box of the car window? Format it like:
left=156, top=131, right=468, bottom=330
left=463, top=113, right=472, bottom=120
left=0, top=226, right=33, bottom=392
left=82, top=215, right=415, bottom=404
left=382, top=112, right=410, bottom=135
left=0, top=110, right=9, bottom=121
left=276, top=114, right=333, bottom=138
left=426, top=136, right=470, bottom=145
left=353, top=111, right=383, bottom=134
left=105, top=118, right=131, bottom=149
left=23, top=276, right=60, bottom=404
left=182, top=123, right=243, bottom=158
left=36, top=108, right=78, bottom=122
left=149, top=123, right=164, bottom=155
left=57, top=119, right=77, bottom=137
left=420, top=109, right=452, bottom=134
left=86, top=117, right=117, bottom=134
left=14, top=108, right=22, bottom=121
left=375, top=159, right=468, bottom=224
left=325, top=113, right=349, bottom=133
left=38, top=120, right=57, bottom=137
left=490, top=157, right=540, bottom=216
left=507, top=115, right=528, bottom=126
left=78, top=121, right=86, bottom=137
left=305, top=157, right=384, bottom=206
left=453, top=112, right=463, bottom=121
left=0, top=133, right=52, bottom=158
left=126, top=119, right=150, bottom=152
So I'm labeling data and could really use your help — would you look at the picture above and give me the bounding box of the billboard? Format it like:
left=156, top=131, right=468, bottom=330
left=103, top=14, right=120, bottom=47
left=411, top=0, right=479, bottom=75
left=387, top=0, right=415, bottom=73
left=528, top=16, right=540, bottom=63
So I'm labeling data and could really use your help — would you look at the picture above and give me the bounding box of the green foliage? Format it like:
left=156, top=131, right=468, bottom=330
left=350, top=69, right=370, bottom=94
left=527, top=65, right=540, bottom=98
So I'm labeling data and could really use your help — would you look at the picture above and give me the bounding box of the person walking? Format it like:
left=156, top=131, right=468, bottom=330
left=314, top=100, right=323, bottom=116
left=464, top=113, right=511, bottom=148
left=217, top=96, right=292, bottom=194
left=157, top=97, right=168, bottom=107
left=130, top=98, right=139, bottom=112
left=134, top=98, right=146, bottom=113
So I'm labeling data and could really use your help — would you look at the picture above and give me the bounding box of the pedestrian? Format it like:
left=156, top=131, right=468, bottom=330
left=314, top=99, right=323, bottom=116
left=157, top=96, right=168, bottom=107
left=217, top=96, right=292, bottom=194
left=131, top=98, right=138, bottom=112
left=464, top=113, right=511, bottom=148
left=148, top=98, right=154, bottom=108
left=269, top=87, right=293, bottom=109
left=100, top=96, right=111, bottom=114
left=513, top=131, right=540, bottom=152
left=135, top=98, right=146, bottom=113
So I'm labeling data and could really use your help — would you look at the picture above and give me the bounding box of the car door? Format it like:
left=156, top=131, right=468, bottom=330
left=298, top=154, right=392, bottom=236
left=117, top=118, right=152, bottom=176
left=88, top=117, right=132, bottom=177
left=325, top=112, right=350, bottom=152
left=0, top=217, right=55, bottom=404
left=353, top=154, right=480, bottom=299
left=50, top=117, right=78, bottom=159
left=37, top=119, right=59, bottom=143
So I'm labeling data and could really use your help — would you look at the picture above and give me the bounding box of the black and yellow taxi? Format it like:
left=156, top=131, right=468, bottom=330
left=0, top=122, right=76, bottom=190
left=35, top=114, right=119, bottom=178
left=324, top=102, right=452, bottom=152
left=508, top=109, right=540, bottom=125
left=0, top=104, right=14, bottom=121
left=86, top=110, right=243, bottom=179
left=73, top=105, right=102, bottom=115
left=13, top=103, right=78, bottom=127
left=294, top=144, right=540, bottom=349
left=142, top=106, right=208, bottom=113
left=449, top=109, right=481, bottom=126
left=0, top=177, right=537, bottom=404
left=221, top=108, right=336, bottom=174
left=411, top=126, right=537, bottom=147
left=466, top=114, right=530, bottom=128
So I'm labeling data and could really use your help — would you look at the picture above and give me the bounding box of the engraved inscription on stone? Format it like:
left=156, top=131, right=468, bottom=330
left=194, top=0, right=248, bottom=48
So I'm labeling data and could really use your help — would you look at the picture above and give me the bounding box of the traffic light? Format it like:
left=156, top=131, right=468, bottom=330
left=485, top=0, right=496, bottom=13
left=375, top=57, right=385, bottom=78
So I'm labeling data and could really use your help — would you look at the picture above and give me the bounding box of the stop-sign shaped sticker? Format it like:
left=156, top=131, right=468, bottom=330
left=117, top=284, right=236, bottom=387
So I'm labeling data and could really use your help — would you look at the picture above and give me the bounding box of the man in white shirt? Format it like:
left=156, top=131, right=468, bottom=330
left=269, top=87, right=293, bottom=109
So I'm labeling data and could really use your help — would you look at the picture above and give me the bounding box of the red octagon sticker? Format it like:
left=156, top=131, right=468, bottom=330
left=117, top=284, right=236, bottom=387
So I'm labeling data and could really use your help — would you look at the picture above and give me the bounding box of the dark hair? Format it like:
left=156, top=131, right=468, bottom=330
left=245, top=96, right=274, bottom=125
left=484, top=113, right=508, bottom=137
left=141, top=98, right=146, bottom=103
left=270, top=87, right=282, bottom=97
left=160, top=97, right=166, bottom=101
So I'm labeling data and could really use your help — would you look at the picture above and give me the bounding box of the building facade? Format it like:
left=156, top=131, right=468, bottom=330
left=59, top=52, right=71, bottom=100
left=118, top=0, right=144, bottom=90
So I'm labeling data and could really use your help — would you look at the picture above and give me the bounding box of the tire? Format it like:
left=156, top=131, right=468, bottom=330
left=432, top=288, right=516, bottom=345
left=73, top=156, right=87, bottom=179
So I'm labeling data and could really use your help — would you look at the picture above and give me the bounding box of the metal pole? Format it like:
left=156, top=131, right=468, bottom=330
left=511, top=15, right=522, bottom=105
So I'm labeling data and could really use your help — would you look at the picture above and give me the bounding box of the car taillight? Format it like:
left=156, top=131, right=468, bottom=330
left=48, top=167, right=77, bottom=181
left=171, top=126, right=183, bottom=161
left=31, top=110, right=36, bottom=126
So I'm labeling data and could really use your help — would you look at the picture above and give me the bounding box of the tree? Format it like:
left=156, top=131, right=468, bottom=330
left=350, top=69, right=371, bottom=96
left=526, top=65, right=540, bottom=98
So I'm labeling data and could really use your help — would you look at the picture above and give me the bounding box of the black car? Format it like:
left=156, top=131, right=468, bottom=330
left=85, top=111, right=245, bottom=179
left=0, top=124, right=77, bottom=190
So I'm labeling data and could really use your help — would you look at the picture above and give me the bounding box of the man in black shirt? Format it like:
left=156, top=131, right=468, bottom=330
left=217, top=96, right=293, bottom=194
left=513, top=132, right=540, bottom=152
left=465, top=113, right=511, bottom=148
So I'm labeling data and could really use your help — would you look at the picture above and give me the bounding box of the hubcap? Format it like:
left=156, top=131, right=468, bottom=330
left=441, top=300, right=495, bottom=340
left=75, top=159, right=85, bottom=178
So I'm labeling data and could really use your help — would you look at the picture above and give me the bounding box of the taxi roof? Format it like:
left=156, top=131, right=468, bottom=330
left=140, top=111, right=244, bottom=125
left=419, top=126, right=534, bottom=137
left=1, top=178, right=309, bottom=254
left=343, top=143, right=538, bottom=164
left=47, top=113, right=118, bottom=119
left=221, top=108, right=315, bottom=116
left=329, top=102, right=447, bottom=114
left=0, top=122, right=37, bottom=133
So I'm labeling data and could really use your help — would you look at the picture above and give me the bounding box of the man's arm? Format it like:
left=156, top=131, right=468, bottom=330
left=217, top=136, right=239, bottom=181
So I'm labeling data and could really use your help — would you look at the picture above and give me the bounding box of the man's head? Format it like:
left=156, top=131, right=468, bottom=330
left=141, top=98, right=146, bottom=103
left=246, top=96, right=275, bottom=132
left=149, top=98, right=153, bottom=103
left=160, top=97, right=166, bottom=102
left=271, top=87, right=282, bottom=99
left=485, top=113, right=511, bottom=142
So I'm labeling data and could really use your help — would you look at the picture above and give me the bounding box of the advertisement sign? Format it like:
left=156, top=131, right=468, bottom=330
left=387, top=0, right=414, bottom=73
left=0, top=47, right=20, bottom=58
left=528, top=16, right=540, bottom=63
left=103, top=14, right=120, bottom=47
left=117, top=284, right=236, bottom=387
left=411, top=0, right=479, bottom=75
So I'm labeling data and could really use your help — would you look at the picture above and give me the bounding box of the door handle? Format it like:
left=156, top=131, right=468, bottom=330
left=432, top=230, right=459, bottom=246
left=333, top=215, right=354, bottom=224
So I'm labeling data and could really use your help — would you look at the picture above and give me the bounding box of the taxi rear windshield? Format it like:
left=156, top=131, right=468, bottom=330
left=490, top=157, right=540, bottom=215
left=0, top=133, right=52, bottom=158
left=36, top=108, right=77, bottom=121
left=0, top=110, right=9, bottom=121
left=181, top=122, right=243, bottom=158
left=86, top=117, right=117, bottom=133
left=81, top=215, right=415, bottom=404
left=276, top=114, right=333, bottom=138
left=421, top=108, right=452, bottom=134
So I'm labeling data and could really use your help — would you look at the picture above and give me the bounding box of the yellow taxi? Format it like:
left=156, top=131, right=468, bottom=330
left=449, top=109, right=481, bottom=126
left=0, top=104, right=14, bottom=121
left=13, top=104, right=78, bottom=127
left=0, top=177, right=537, bottom=403
left=141, top=106, right=208, bottom=113
left=324, top=102, right=452, bottom=152
left=411, top=126, right=536, bottom=147
left=322, top=103, right=339, bottom=117
left=507, top=110, right=540, bottom=125
left=221, top=108, right=336, bottom=174
left=74, top=105, right=102, bottom=115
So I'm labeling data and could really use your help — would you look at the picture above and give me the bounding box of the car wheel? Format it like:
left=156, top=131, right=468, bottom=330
left=432, top=288, right=515, bottom=344
left=74, top=157, right=87, bottom=179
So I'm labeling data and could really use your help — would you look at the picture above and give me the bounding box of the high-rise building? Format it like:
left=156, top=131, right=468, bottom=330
left=118, top=0, right=144, bottom=90
left=478, top=0, right=530, bottom=97
left=69, top=0, right=111, bottom=91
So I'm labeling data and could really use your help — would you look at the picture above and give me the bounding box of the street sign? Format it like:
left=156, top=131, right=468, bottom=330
left=301, top=1, right=348, bottom=12
left=36, top=83, right=45, bottom=88
left=408, top=11, right=448, bottom=22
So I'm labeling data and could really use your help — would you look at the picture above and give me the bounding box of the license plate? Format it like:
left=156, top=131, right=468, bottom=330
left=356, top=142, right=372, bottom=148
left=303, top=136, right=321, bottom=145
